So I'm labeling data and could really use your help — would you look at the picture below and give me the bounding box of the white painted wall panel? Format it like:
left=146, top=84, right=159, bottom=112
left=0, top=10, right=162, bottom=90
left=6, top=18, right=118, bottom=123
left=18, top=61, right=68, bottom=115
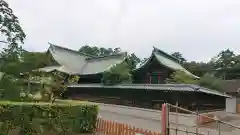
left=226, top=97, right=237, bottom=113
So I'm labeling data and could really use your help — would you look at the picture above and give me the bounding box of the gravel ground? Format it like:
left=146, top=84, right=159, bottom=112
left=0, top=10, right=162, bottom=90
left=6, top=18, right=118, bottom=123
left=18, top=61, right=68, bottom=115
left=98, top=103, right=240, bottom=135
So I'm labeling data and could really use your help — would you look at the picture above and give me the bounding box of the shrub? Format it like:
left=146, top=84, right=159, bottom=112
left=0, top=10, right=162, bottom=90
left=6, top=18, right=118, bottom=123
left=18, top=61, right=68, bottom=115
left=0, top=101, right=98, bottom=134
left=0, top=75, right=21, bottom=101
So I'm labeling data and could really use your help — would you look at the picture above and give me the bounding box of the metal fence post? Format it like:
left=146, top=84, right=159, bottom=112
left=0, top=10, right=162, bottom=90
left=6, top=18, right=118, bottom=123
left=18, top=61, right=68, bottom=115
left=216, top=116, right=221, bottom=135
left=166, top=103, right=170, bottom=135
left=175, top=101, right=178, bottom=135
left=196, top=112, right=199, bottom=135
left=185, top=128, right=188, bottom=135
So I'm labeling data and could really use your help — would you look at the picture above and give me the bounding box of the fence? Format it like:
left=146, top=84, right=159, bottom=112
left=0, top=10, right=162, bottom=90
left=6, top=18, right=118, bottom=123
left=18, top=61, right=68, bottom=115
left=96, top=118, right=161, bottom=135
left=161, top=103, right=240, bottom=135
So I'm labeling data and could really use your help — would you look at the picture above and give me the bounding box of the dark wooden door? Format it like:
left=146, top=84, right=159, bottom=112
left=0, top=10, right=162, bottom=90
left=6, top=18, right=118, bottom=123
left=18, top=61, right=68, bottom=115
left=151, top=75, right=159, bottom=84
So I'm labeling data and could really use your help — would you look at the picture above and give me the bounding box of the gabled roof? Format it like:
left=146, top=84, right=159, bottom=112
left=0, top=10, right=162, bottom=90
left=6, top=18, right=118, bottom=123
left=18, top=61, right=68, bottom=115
left=44, top=43, right=127, bottom=75
left=135, top=47, right=199, bottom=79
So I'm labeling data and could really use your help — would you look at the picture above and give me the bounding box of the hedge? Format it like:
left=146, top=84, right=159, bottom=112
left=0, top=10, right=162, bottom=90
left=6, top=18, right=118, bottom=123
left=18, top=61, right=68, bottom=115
left=0, top=101, right=98, bottom=134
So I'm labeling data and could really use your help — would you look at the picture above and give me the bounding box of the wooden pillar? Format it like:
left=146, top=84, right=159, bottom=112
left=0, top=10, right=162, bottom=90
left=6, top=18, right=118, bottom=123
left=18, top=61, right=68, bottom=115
left=158, top=74, right=161, bottom=84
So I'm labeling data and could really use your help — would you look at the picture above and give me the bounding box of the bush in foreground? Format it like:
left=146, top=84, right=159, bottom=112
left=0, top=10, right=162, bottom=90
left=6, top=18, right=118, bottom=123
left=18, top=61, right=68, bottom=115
left=0, top=101, right=98, bottom=134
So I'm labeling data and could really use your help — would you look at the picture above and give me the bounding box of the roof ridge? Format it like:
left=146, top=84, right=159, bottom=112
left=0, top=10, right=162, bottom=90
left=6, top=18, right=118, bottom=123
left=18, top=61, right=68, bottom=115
left=85, top=52, right=127, bottom=61
left=153, top=46, right=180, bottom=63
left=48, top=42, right=95, bottom=58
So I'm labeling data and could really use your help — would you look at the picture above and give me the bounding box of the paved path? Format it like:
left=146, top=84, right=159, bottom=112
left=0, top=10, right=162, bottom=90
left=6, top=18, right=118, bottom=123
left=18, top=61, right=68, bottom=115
left=97, top=103, right=240, bottom=135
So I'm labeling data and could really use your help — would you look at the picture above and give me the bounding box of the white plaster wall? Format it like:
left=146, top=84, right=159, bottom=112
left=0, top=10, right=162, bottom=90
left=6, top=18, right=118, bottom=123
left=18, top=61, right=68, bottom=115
left=226, top=97, right=237, bottom=113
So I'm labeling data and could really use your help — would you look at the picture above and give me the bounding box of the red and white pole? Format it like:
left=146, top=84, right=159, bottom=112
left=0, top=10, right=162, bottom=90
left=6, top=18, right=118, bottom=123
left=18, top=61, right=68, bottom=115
left=162, top=103, right=167, bottom=135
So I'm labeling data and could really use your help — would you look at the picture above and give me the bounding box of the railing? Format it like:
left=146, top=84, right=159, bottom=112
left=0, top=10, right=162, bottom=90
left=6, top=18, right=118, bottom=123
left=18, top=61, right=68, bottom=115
left=162, top=103, right=240, bottom=135
left=96, top=118, right=161, bottom=135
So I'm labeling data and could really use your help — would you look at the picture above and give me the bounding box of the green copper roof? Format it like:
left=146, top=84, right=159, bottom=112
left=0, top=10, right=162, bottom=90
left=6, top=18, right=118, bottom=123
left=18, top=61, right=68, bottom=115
left=46, top=43, right=127, bottom=75
left=135, top=47, right=199, bottom=79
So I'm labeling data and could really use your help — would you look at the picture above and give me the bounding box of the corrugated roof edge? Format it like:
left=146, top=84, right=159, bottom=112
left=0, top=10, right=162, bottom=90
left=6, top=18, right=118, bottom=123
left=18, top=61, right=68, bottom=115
left=68, top=83, right=230, bottom=98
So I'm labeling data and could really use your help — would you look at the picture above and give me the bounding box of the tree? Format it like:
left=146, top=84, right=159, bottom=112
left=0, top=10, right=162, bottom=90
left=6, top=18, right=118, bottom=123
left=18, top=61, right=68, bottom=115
left=168, top=70, right=223, bottom=91
left=126, top=53, right=141, bottom=70
left=0, top=0, right=26, bottom=59
left=198, top=73, right=223, bottom=91
left=79, top=45, right=117, bottom=56
left=184, top=61, right=214, bottom=77
left=166, top=70, right=198, bottom=84
left=171, top=52, right=186, bottom=64
left=79, top=45, right=141, bottom=70
left=20, top=51, right=55, bottom=70
left=0, top=0, right=26, bottom=79
left=0, top=51, right=54, bottom=77
left=213, top=49, right=239, bottom=69
left=102, top=62, right=132, bottom=85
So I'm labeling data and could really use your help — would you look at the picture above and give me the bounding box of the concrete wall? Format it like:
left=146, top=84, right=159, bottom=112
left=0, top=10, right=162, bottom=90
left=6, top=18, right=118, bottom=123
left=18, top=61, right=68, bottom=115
left=226, top=97, right=237, bottom=113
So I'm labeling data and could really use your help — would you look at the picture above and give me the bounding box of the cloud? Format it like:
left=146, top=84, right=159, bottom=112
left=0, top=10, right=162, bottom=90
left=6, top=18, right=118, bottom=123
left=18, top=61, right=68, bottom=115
left=7, top=0, right=240, bottom=62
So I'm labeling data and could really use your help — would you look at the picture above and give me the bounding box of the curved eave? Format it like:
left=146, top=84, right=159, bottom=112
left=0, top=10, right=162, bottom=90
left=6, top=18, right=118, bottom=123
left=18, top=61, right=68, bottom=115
left=133, top=53, right=199, bottom=79
left=132, top=53, right=154, bottom=72
left=79, top=55, right=128, bottom=75
left=153, top=53, right=200, bottom=79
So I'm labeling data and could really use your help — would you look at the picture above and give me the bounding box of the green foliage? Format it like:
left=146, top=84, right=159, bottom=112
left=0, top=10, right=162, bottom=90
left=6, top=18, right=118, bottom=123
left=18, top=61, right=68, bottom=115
left=184, top=61, right=214, bottom=77
left=0, top=61, right=23, bottom=76
left=198, top=73, right=223, bottom=91
left=0, top=0, right=26, bottom=45
left=0, top=0, right=26, bottom=67
left=78, top=45, right=141, bottom=69
left=213, top=49, right=240, bottom=69
left=168, top=70, right=223, bottom=91
left=0, top=101, right=98, bottom=134
left=171, top=52, right=186, bottom=64
left=167, top=70, right=198, bottom=84
left=126, top=53, right=141, bottom=70
left=102, top=62, right=132, bottom=85
left=0, top=74, right=21, bottom=101
left=1, top=51, right=55, bottom=77
left=21, top=51, right=55, bottom=70
left=78, top=45, right=120, bottom=56
left=25, top=71, right=80, bottom=102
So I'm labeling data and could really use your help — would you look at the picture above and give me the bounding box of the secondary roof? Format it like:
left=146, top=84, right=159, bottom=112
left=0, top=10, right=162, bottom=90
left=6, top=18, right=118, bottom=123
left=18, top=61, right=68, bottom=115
left=134, top=47, right=199, bottom=79
left=39, top=43, right=127, bottom=75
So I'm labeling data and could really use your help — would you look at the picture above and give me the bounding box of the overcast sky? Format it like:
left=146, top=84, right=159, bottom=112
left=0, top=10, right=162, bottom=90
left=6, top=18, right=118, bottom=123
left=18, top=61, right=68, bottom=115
left=7, top=0, right=240, bottom=62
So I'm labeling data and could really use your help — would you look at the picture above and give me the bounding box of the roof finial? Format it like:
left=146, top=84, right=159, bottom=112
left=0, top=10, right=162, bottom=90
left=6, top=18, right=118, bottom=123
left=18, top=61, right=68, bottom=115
left=153, top=46, right=158, bottom=52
